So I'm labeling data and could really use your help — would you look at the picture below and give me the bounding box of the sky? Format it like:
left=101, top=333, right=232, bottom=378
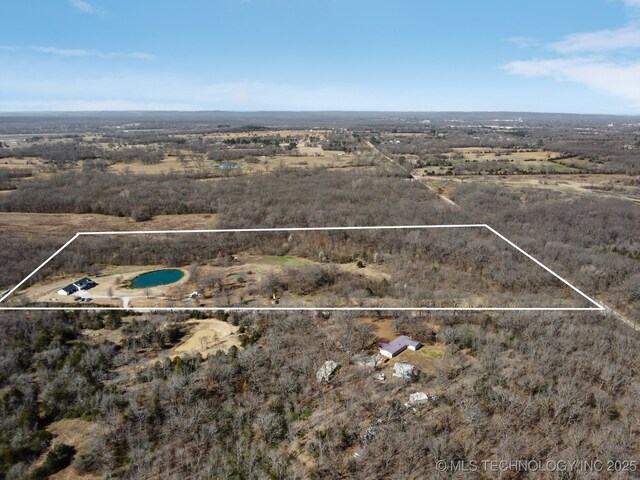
left=1, top=0, right=639, bottom=114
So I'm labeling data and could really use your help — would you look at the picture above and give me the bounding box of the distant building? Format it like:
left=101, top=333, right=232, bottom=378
left=57, top=277, right=97, bottom=296
left=378, top=335, right=422, bottom=358
left=217, top=162, right=240, bottom=170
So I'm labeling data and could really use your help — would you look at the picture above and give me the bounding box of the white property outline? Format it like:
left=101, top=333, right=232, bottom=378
left=0, top=224, right=604, bottom=312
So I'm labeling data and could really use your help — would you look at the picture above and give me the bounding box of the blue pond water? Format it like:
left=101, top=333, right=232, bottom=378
left=130, top=269, right=185, bottom=288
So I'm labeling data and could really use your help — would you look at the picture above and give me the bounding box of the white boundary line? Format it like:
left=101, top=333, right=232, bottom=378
left=0, top=225, right=604, bottom=312
left=484, top=225, right=604, bottom=309
left=0, top=233, right=80, bottom=304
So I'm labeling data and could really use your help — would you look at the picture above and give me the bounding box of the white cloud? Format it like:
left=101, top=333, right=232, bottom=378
left=69, top=0, right=105, bottom=15
left=32, top=46, right=155, bottom=60
left=508, top=36, right=540, bottom=48
left=505, top=1, right=640, bottom=112
left=503, top=58, right=640, bottom=108
left=550, top=26, right=640, bottom=53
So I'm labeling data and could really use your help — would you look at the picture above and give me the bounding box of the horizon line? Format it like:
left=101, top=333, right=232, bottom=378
left=0, top=109, right=639, bottom=118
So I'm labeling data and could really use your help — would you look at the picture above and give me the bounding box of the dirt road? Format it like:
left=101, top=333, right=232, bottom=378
left=366, top=141, right=459, bottom=207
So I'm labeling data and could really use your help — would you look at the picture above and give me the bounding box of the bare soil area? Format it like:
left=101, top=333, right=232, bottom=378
left=171, top=318, right=241, bottom=358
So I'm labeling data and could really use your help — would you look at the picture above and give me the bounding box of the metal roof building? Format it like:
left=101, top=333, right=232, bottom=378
left=378, top=335, right=422, bottom=358
left=57, top=277, right=97, bottom=296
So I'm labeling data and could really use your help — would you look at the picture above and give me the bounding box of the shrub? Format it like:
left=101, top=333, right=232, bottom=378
left=30, top=444, right=76, bottom=480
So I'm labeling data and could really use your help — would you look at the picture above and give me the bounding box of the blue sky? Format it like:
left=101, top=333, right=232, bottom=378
left=1, top=0, right=639, bottom=113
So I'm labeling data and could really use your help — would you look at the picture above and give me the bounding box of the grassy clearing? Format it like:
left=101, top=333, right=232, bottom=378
left=109, top=155, right=201, bottom=175
left=259, top=255, right=315, bottom=266
left=0, top=212, right=217, bottom=235
left=553, top=157, right=599, bottom=170
left=391, top=344, right=446, bottom=373
left=418, top=344, right=445, bottom=360
left=44, top=418, right=96, bottom=479
left=0, top=157, right=47, bottom=170
left=107, top=151, right=358, bottom=176
left=454, top=147, right=560, bottom=161
left=451, top=148, right=580, bottom=172
left=416, top=147, right=591, bottom=175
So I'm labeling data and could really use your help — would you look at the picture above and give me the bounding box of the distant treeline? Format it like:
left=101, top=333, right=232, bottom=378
left=0, top=143, right=163, bottom=167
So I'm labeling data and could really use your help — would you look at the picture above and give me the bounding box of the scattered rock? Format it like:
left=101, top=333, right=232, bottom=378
left=362, top=425, right=377, bottom=443
left=408, top=392, right=430, bottom=405
left=316, top=360, right=340, bottom=383
left=351, top=353, right=383, bottom=369
left=392, top=362, right=418, bottom=380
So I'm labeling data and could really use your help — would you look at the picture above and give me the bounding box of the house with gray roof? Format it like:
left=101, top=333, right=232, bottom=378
left=57, top=277, right=97, bottom=296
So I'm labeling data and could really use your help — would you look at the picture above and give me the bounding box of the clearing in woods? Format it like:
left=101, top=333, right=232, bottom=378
left=171, top=318, right=241, bottom=358
left=0, top=225, right=604, bottom=312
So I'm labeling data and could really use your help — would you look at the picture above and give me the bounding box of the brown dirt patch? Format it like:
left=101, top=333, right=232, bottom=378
left=171, top=319, right=241, bottom=358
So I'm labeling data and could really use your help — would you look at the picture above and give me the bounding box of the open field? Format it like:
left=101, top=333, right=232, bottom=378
left=194, top=129, right=329, bottom=140
left=0, top=156, right=47, bottom=170
left=420, top=174, right=640, bottom=205
left=454, top=147, right=568, bottom=161
left=475, top=173, right=640, bottom=200
left=108, top=155, right=205, bottom=175
left=414, top=147, right=587, bottom=175
left=0, top=212, right=217, bottom=235
left=105, top=150, right=358, bottom=176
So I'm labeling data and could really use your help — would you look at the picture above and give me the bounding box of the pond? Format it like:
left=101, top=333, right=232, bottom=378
left=130, top=269, right=185, bottom=289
